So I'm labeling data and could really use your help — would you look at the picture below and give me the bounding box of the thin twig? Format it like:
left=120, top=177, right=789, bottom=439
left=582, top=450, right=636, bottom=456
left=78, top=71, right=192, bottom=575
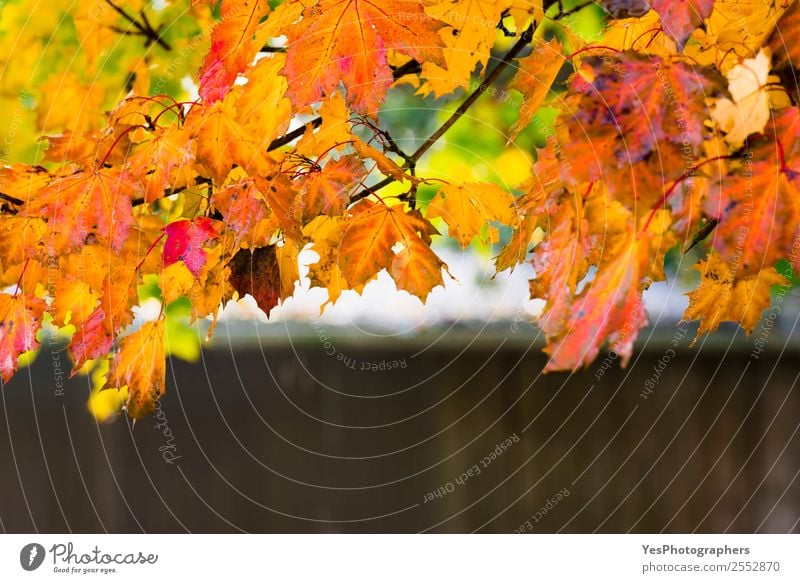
left=103, top=0, right=171, bottom=51
left=0, top=192, right=24, bottom=206
left=552, top=1, right=596, bottom=21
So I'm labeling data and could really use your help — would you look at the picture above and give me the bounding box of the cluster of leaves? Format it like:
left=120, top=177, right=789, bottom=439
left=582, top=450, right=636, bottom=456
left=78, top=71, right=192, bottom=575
left=0, top=0, right=798, bottom=419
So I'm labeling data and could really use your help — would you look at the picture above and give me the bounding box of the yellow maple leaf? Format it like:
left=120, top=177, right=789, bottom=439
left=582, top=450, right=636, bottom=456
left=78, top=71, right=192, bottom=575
left=712, top=49, right=789, bottom=147
left=507, top=37, right=564, bottom=141
left=106, top=319, right=166, bottom=420
left=684, top=253, right=786, bottom=340
left=426, top=182, right=517, bottom=248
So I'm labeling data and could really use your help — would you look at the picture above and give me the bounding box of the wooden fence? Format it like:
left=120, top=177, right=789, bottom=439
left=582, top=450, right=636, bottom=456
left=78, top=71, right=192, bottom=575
left=1, top=326, right=798, bottom=533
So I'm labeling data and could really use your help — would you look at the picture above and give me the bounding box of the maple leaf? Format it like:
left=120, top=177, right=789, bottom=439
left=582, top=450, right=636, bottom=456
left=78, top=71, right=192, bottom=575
left=198, top=0, right=271, bottom=103
left=228, top=242, right=299, bottom=317
left=684, top=252, right=786, bottom=339
left=0, top=217, right=49, bottom=272
left=543, top=235, right=648, bottom=371
left=649, top=0, right=715, bottom=48
left=304, top=215, right=353, bottom=308
left=228, top=245, right=283, bottom=317
left=712, top=49, right=786, bottom=148
left=706, top=107, right=800, bottom=275
left=24, top=168, right=137, bottom=253
left=211, top=179, right=275, bottom=247
left=282, top=0, right=446, bottom=115
left=418, top=0, right=512, bottom=97
left=426, top=182, right=517, bottom=248
left=186, top=99, right=272, bottom=184
left=69, top=307, right=114, bottom=373
left=593, top=10, right=677, bottom=57
left=295, top=93, right=353, bottom=157
left=507, top=38, right=564, bottom=141
left=235, top=55, right=292, bottom=143
left=253, top=173, right=303, bottom=240
left=570, top=54, right=719, bottom=166
left=293, top=155, right=367, bottom=222
left=0, top=293, right=46, bottom=383
left=127, top=125, right=197, bottom=203
left=539, top=191, right=674, bottom=371
left=51, top=279, right=98, bottom=327
left=529, top=205, right=587, bottom=339
left=163, top=218, right=220, bottom=277
left=338, top=201, right=445, bottom=298
left=683, top=0, right=791, bottom=73
left=106, top=319, right=166, bottom=420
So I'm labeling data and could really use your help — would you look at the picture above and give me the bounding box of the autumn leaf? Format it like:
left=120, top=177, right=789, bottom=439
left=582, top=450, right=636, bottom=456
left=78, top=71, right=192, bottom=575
left=338, top=201, right=445, bottom=296
left=570, top=54, right=719, bottom=166
left=543, top=235, right=648, bottom=371
left=211, top=179, right=275, bottom=247
left=304, top=215, right=352, bottom=308
left=228, top=242, right=299, bottom=316
left=198, top=0, right=271, bottom=103
left=530, top=205, right=587, bottom=339
left=186, top=99, right=271, bottom=184
left=684, top=252, right=787, bottom=339
left=649, top=0, right=714, bottom=48
left=106, top=319, right=166, bottom=420
left=228, top=245, right=282, bottom=317
left=418, top=0, right=512, bottom=97
left=293, top=155, right=367, bottom=222
left=163, top=218, right=220, bottom=277
left=593, top=10, right=677, bottom=57
left=352, top=138, right=410, bottom=183
left=282, top=0, right=446, bottom=115
left=706, top=107, right=800, bottom=275
left=127, top=125, right=197, bottom=203
left=683, top=0, right=790, bottom=73
left=0, top=293, right=46, bottom=382
left=712, top=49, right=785, bottom=148
left=426, top=182, right=517, bottom=247
left=507, top=38, right=564, bottom=141
left=69, top=307, right=114, bottom=373
left=296, top=93, right=353, bottom=157
left=24, top=168, right=137, bottom=252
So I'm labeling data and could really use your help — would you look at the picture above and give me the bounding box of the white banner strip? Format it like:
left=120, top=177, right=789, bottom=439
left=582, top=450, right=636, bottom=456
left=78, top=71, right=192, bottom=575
left=0, top=535, right=798, bottom=582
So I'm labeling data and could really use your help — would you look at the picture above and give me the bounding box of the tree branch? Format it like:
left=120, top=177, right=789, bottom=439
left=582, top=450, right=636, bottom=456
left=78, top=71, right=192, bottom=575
left=267, top=117, right=323, bottom=152
left=410, top=25, right=534, bottom=162
left=103, top=0, right=171, bottom=51
left=552, top=1, right=596, bottom=20
left=265, top=62, right=421, bottom=152
left=0, top=192, right=24, bottom=206
left=349, top=25, right=535, bottom=203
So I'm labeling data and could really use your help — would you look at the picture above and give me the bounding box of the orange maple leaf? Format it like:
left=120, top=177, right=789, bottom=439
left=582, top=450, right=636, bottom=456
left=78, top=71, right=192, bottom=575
left=198, top=0, right=271, bottom=103
left=282, top=0, right=446, bottom=115
left=294, top=155, right=367, bottom=222
left=706, top=108, right=800, bottom=275
left=106, top=319, right=166, bottom=420
left=0, top=293, right=46, bottom=382
left=339, top=201, right=445, bottom=297
left=24, top=168, right=138, bottom=252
